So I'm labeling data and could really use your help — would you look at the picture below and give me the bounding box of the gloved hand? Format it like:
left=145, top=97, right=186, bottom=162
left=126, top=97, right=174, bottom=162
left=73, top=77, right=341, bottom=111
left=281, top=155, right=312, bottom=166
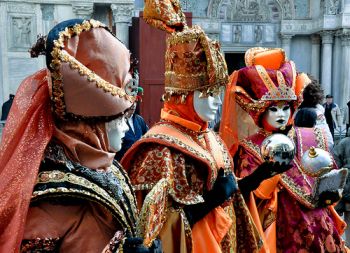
left=184, top=168, right=238, bottom=227
left=317, top=190, right=341, bottom=207
left=238, top=161, right=292, bottom=198
left=210, top=168, right=239, bottom=206
left=123, top=238, right=163, bottom=253
left=259, top=161, right=293, bottom=178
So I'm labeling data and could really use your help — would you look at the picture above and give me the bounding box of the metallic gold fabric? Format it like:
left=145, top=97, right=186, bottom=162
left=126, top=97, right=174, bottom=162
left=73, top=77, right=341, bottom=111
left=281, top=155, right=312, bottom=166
left=143, top=0, right=186, bottom=33
left=143, top=0, right=228, bottom=99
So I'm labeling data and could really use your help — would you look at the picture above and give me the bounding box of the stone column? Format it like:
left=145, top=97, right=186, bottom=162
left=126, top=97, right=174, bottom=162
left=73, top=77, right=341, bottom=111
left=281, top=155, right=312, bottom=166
left=332, top=31, right=342, bottom=104
left=72, top=2, right=93, bottom=19
left=340, top=29, right=350, bottom=109
left=310, top=34, right=321, bottom=80
left=41, top=4, right=54, bottom=34
left=320, top=31, right=334, bottom=95
left=280, top=34, right=293, bottom=58
left=111, top=2, right=134, bottom=47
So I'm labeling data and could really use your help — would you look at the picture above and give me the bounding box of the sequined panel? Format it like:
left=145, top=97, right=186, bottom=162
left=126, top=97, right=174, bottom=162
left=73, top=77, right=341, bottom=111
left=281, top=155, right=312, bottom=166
left=21, top=238, right=60, bottom=253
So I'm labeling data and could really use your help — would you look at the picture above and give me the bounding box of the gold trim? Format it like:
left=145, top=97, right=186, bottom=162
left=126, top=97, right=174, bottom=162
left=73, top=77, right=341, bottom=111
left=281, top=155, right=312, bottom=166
left=255, top=65, right=277, bottom=94
left=60, top=50, right=134, bottom=99
left=32, top=187, right=134, bottom=231
left=179, top=208, right=193, bottom=252
left=33, top=170, right=135, bottom=232
left=110, top=164, right=139, bottom=219
left=280, top=172, right=315, bottom=209
left=235, top=88, right=268, bottom=111
left=240, top=139, right=263, bottom=163
left=144, top=132, right=217, bottom=190
left=255, top=65, right=297, bottom=101
left=138, top=178, right=170, bottom=247
left=314, top=127, right=327, bottom=151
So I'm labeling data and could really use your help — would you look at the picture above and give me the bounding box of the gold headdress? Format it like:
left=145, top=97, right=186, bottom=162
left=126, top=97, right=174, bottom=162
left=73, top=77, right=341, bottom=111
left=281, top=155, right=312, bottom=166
left=144, top=0, right=228, bottom=101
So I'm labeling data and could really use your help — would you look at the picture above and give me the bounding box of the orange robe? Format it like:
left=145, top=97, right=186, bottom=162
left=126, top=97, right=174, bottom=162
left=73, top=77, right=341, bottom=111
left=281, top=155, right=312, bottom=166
left=122, top=113, right=261, bottom=253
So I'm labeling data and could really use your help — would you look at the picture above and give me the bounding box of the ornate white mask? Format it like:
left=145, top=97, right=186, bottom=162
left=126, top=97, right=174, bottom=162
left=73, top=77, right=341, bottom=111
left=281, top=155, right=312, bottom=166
left=106, top=115, right=129, bottom=152
left=193, top=90, right=222, bottom=122
left=264, top=102, right=291, bottom=130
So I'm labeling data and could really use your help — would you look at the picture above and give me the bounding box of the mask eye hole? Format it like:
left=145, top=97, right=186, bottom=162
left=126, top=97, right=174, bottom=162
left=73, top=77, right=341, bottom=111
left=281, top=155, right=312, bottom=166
left=269, top=107, right=278, bottom=112
left=283, top=105, right=290, bottom=111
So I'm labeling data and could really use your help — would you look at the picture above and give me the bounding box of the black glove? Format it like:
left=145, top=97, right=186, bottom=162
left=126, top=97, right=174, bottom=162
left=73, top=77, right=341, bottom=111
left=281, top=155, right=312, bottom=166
left=123, top=237, right=163, bottom=253
left=184, top=168, right=238, bottom=227
left=317, top=191, right=341, bottom=207
left=266, top=161, right=293, bottom=177
left=238, top=161, right=292, bottom=198
left=209, top=168, right=238, bottom=206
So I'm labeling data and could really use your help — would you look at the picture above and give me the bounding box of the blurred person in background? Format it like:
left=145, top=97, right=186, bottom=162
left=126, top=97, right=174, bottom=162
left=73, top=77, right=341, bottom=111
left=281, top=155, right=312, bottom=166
left=323, top=94, right=342, bottom=140
left=298, top=77, right=333, bottom=148
left=294, top=107, right=317, bottom=128
left=1, top=94, right=15, bottom=121
left=344, top=100, right=350, bottom=137
left=334, top=136, right=350, bottom=246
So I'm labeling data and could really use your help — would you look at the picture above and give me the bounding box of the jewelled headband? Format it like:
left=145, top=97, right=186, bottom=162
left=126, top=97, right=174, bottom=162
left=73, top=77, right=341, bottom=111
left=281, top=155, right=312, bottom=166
left=256, top=64, right=297, bottom=101
left=49, top=19, right=135, bottom=121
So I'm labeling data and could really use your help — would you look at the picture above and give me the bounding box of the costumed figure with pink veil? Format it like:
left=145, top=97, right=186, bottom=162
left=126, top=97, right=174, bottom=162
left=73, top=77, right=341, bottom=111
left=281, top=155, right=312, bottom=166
left=220, top=47, right=349, bottom=252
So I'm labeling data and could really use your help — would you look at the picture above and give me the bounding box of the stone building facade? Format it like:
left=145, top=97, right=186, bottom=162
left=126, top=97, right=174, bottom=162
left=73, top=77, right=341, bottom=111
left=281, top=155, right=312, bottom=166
left=1, top=0, right=350, bottom=117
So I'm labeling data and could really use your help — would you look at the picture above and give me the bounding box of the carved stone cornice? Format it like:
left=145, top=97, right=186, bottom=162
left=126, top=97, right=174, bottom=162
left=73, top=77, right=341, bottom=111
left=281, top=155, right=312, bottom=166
left=280, top=34, right=294, bottom=44
left=335, top=29, right=344, bottom=37
left=320, top=31, right=334, bottom=44
left=340, top=29, right=350, bottom=46
left=71, top=2, right=93, bottom=19
left=111, top=3, right=134, bottom=24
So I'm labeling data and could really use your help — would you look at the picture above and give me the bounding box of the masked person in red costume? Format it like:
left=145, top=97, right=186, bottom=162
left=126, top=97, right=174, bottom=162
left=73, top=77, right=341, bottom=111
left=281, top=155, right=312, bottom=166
left=221, top=47, right=348, bottom=253
left=0, top=19, right=161, bottom=253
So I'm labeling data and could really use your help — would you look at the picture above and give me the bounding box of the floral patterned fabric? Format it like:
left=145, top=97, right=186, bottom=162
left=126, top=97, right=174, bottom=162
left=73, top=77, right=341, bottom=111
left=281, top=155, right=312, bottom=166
left=277, top=190, right=345, bottom=252
left=123, top=121, right=261, bottom=252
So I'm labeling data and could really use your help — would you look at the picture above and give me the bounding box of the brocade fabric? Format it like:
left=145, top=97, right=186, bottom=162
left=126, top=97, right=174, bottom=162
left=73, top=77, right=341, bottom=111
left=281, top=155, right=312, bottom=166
left=234, top=129, right=346, bottom=252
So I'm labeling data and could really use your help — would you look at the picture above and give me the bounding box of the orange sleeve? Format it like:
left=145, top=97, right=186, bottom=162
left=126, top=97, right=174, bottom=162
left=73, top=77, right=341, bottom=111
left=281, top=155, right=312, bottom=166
left=254, top=175, right=280, bottom=200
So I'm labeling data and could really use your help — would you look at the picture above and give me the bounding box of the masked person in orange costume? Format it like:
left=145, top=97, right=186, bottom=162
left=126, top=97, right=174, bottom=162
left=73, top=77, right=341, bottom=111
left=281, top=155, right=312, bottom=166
left=221, top=47, right=348, bottom=252
left=119, top=1, right=277, bottom=253
left=0, top=19, right=162, bottom=253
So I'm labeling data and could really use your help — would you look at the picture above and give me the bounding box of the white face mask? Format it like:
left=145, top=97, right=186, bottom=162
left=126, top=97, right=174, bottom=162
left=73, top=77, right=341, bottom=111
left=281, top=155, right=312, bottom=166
left=193, top=90, right=222, bottom=122
left=106, top=115, right=129, bottom=152
left=264, top=103, right=291, bottom=130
